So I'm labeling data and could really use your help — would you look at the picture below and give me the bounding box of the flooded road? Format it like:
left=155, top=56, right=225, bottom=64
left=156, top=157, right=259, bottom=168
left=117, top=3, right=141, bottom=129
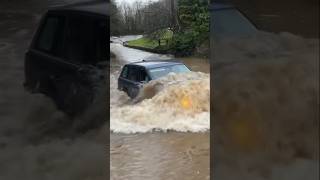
left=110, top=36, right=210, bottom=180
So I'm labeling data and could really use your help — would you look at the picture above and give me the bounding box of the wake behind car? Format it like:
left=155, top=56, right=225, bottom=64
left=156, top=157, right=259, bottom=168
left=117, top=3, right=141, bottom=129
left=24, top=2, right=108, bottom=116
left=118, top=60, right=190, bottom=98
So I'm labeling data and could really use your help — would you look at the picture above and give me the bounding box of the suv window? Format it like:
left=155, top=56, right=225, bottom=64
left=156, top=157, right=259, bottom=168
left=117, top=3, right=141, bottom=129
left=137, top=69, right=149, bottom=82
left=65, top=15, right=94, bottom=64
left=94, top=19, right=107, bottom=62
left=121, top=66, right=128, bottom=78
left=127, top=66, right=138, bottom=81
left=148, top=64, right=190, bottom=79
left=36, top=15, right=65, bottom=56
left=126, top=66, right=149, bottom=82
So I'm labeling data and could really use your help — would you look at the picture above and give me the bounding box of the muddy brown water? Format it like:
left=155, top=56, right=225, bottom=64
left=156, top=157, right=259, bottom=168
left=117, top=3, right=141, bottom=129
left=110, top=36, right=210, bottom=180
left=111, top=133, right=209, bottom=180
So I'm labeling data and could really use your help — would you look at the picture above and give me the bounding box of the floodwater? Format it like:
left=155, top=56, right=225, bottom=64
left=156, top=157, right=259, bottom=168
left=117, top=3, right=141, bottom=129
left=0, top=1, right=108, bottom=180
left=212, top=31, right=319, bottom=179
left=110, top=36, right=210, bottom=180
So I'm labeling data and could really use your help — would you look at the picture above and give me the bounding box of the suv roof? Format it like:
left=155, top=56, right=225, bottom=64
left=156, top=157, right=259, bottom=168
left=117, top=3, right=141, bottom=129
left=128, top=60, right=183, bottom=69
left=49, top=1, right=108, bottom=16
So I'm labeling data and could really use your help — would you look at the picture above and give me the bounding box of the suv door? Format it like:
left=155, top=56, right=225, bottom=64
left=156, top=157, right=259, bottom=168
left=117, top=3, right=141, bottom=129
left=25, top=11, right=107, bottom=115
left=118, top=65, right=129, bottom=91
left=51, top=13, right=106, bottom=115
left=24, top=13, right=70, bottom=94
left=119, top=65, right=145, bottom=98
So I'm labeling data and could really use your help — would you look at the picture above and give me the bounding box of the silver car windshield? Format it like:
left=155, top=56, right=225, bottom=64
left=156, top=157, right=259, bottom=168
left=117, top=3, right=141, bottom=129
left=148, top=64, right=190, bottom=79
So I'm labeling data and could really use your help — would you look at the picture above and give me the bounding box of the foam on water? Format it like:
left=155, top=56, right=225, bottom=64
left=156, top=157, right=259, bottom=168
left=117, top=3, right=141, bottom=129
left=213, top=31, right=319, bottom=179
left=110, top=71, right=210, bottom=133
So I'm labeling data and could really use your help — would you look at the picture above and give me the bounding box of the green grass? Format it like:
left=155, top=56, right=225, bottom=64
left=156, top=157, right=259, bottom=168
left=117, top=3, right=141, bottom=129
left=127, top=37, right=159, bottom=49
left=126, top=29, right=173, bottom=50
left=160, top=29, right=173, bottom=39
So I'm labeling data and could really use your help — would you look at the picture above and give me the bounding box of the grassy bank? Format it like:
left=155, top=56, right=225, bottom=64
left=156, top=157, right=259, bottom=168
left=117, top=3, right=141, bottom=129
left=125, top=29, right=209, bottom=58
left=127, top=37, right=159, bottom=49
left=126, top=29, right=173, bottom=50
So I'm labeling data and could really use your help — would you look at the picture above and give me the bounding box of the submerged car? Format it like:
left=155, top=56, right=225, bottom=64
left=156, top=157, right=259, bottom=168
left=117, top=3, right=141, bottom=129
left=24, top=2, right=108, bottom=116
left=118, top=60, right=190, bottom=98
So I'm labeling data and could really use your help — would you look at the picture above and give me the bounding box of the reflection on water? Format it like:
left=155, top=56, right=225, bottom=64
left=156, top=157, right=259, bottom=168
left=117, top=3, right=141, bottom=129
left=110, top=36, right=210, bottom=179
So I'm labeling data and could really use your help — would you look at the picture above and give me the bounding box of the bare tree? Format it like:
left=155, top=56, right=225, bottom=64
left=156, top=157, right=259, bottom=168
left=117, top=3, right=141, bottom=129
left=112, top=0, right=180, bottom=35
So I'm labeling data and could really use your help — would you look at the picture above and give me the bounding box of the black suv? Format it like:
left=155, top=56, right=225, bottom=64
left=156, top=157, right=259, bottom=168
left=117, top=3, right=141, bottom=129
left=24, top=2, right=108, bottom=116
left=118, top=60, right=190, bottom=98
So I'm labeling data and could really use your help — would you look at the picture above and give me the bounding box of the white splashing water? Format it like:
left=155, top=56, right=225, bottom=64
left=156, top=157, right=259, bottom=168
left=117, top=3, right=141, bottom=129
left=110, top=71, right=210, bottom=133
left=213, top=31, right=319, bottom=180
